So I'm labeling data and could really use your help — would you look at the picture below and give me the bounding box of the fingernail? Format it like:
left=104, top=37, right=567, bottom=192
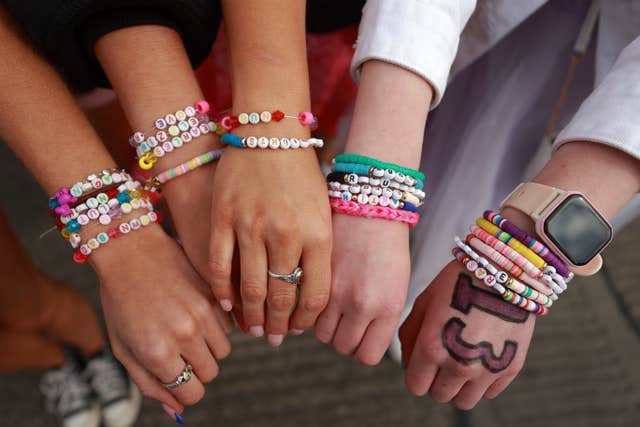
left=289, top=329, right=304, bottom=336
left=249, top=326, right=264, bottom=337
left=161, top=403, right=185, bottom=425
left=268, top=334, right=284, bottom=347
left=220, top=299, right=233, bottom=312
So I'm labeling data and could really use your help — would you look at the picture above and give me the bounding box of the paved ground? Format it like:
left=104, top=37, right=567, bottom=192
left=1, top=142, right=639, bottom=427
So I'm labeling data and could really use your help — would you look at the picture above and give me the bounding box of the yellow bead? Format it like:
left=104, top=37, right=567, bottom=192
left=60, top=229, right=70, bottom=239
left=129, top=189, right=142, bottom=199
left=138, top=153, right=156, bottom=170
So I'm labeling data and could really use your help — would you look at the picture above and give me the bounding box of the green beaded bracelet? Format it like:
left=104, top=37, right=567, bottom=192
left=334, top=153, right=425, bottom=181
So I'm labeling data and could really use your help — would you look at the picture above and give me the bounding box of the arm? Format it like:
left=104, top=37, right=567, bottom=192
left=0, top=9, right=231, bottom=420
left=206, top=0, right=331, bottom=346
left=400, top=142, right=640, bottom=409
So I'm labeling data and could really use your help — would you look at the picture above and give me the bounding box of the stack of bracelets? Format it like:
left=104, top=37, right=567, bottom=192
left=326, top=154, right=426, bottom=227
left=452, top=210, right=575, bottom=316
left=48, top=169, right=163, bottom=264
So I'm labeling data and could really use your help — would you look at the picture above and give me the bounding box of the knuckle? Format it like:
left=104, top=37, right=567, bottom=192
left=301, top=292, right=330, bottom=313
left=138, top=385, right=160, bottom=401
left=314, top=326, right=334, bottom=344
left=271, top=217, right=300, bottom=246
left=306, top=228, right=332, bottom=251
left=141, top=343, right=172, bottom=369
left=209, top=258, right=231, bottom=285
left=191, top=300, right=214, bottom=323
left=213, top=205, right=234, bottom=225
left=174, top=316, right=198, bottom=341
left=241, top=281, right=267, bottom=303
left=417, top=337, right=447, bottom=364
left=267, top=290, right=296, bottom=311
left=181, top=390, right=205, bottom=406
left=352, top=295, right=378, bottom=315
left=197, top=364, right=219, bottom=384
left=215, top=339, right=232, bottom=360
left=449, top=361, right=475, bottom=379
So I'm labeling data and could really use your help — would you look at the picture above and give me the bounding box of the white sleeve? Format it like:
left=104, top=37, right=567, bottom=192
left=351, top=0, right=477, bottom=108
left=555, top=36, right=640, bottom=160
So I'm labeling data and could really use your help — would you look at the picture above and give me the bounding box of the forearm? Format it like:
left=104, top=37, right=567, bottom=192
left=0, top=8, right=115, bottom=194
left=345, top=60, right=434, bottom=168
left=503, top=141, right=640, bottom=232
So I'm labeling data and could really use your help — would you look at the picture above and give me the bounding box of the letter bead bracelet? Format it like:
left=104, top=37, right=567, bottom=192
left=219, top=110, right=318, bottom=131
left=220, top=134, right=324, bottom=150
left=327, top=155, right=425, bottom=226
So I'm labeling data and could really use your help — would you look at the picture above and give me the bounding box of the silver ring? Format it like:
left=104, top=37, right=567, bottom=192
left=268, top=267, right=303, bottom=286
left=162, top=364, right=193, bottom=390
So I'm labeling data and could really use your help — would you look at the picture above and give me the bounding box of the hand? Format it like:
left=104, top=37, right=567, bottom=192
left=315, top=215, right=410, bottom=365
left=93, top=225, right=233, bottom=412
left=208, top=144, right=332, bottom=346
left=399, top=261, right=535, bottom=409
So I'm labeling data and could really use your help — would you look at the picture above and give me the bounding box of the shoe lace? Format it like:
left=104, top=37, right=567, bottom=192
left=88, top=355, right=129, bottom=402
left=40, top=366, right=92, bottom=416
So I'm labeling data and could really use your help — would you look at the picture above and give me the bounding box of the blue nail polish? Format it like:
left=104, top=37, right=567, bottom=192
left=174, top=412, right=185, bottom=425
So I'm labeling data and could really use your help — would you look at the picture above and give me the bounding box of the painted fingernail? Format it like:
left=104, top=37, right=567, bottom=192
left=268, top=334, right=284, bottom=347
left=289, top=329, right=304, bottom=336
left=249, top=325, right=264, bottom=337
left=161, top=404, right=185, bottom=425
left=220, top=299, right=233, bottom=312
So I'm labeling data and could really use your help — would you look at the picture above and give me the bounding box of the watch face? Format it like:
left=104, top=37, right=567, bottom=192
left=544, top=194, right=612, bottom=266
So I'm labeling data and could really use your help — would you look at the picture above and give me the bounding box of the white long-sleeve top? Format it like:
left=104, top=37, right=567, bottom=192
left=351, top=0, right=640, bottom=160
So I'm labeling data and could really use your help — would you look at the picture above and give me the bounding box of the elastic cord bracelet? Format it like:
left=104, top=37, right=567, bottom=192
left=129, top=101, right=211, bottom=147
left=333, top=163, right=424, bottom=190
left=221, top=134, right=324, bottom=150
left=334, top=154, right=425, bottom=181
left=326, top=172, right=425, bottom=198
left=452, top=245, right=548, bottom=315
left=219, top=110, right=318, bottom=131
left=329, top=190, right=403, bottom=210
left=476, top=218, right=547, bottom=270
left=73, top=210, right=161, bottom=264
left=329, top=198, right=420, bottom=226
left=145, top=149, right=224, bottom=191
left=484, top=210, right=571, bottom=278
left=49, top=169, right=131, bottom=212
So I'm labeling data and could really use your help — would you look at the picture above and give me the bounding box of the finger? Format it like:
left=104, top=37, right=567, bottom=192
left=314, top=303, right=342, bottom=344
left=113, top=343, right=183, bottom=412
left=354, top=318, right=398, bottom=366
left=265, top=239, right=302, bottom=347
left=211, top=302, right=235, bottom=335
left=404, top=329, right=439, bottom=396
left=398, top=302, right=426, bottom=369
left=331, top=315, right=370, bottom=356
left=208, top=221, right=236, bottom=312
left=289, top=245, right=331, bottom=333
left=181, top=340, right=220, bottom=385
left=453, top=380, right=493, bottom=410
left=237, top=231, right=269, bottom=337
left=200, top=310, right=232, bottom=361
left=484, top=373, right=518, bottom=399
left=428, top=368, right=468, bottom=403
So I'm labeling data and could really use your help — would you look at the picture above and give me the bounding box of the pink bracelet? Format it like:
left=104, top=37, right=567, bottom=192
left=329, top=198, right=420, bottom=226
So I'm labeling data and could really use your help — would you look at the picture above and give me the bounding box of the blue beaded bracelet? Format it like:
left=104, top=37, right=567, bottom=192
left=333, top=162, right=424, bottom=189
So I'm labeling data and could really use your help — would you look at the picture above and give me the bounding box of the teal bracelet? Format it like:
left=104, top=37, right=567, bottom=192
left=333, top=162, right=424, bottom=190
left=334, top=153, right=425, bottom=181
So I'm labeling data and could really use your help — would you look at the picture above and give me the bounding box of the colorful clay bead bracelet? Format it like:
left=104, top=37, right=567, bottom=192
left=452, top=246, right=548, bottom=315
left=219, top=110, right=318, bottom=131
left=49, top=169, right=131, bottom=214
left=135, top=115, right=215, bottom=158
left=332, top=163, right=424, bottom=190
left=328, top=181, right=424, bottom=203
left=333, top=154, right=425, bottom=181
left=220, top=134, right=324, bottom=150
left=129, top=101, right=211, bottom=147
left=326, top=172, right=425, bottom=198
left=329, top=198, right=420, bottom=227
left=484, top=210, right=571, bottom=278
left=73, top=210, right=161, bottom=264
left=145, top=149, right=224, bottom=191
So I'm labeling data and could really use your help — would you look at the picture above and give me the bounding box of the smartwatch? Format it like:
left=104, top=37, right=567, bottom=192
left=500, top=182, right=612, bottom=276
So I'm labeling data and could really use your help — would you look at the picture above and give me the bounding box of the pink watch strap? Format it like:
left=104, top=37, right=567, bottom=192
left=500, top=182, right=565, bottom=220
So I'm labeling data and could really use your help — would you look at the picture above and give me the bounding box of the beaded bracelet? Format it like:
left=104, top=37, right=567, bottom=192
left=327, top=185, right=423, bottom=208
left=476, top=218, right=547, bottom=269
left=219, top=110, right=318, bottom=131
left=333, top=163, right=424, bottom=190
left=145, top=149, right=224, bottom=191
left=129, top=101, right=211, bottom=147
left=452, top=246, right=548, bottom=315
left=73, top=210, right=161, bottom=264
left=326, top=172, right=426, bottom=198
left=327, top=180, right=425, bottom=201
left=49, top=169, right=131, bottom=212
left=328, top=190, right=402, bottom=209
left=329, top=198, right=420, bottom=226
left=135, top=115, right=215, bottom=158
left=220, top=134, right=324, bottom=150
left=334, top=154, right=425, bottom=181
left=484, top=210, right=571, bottom=278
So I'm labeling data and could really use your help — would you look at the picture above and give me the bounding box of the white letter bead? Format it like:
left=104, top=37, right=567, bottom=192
left=341, top=191, right=352, bottom=201
left=280, top=138, right=290, bottom=149
left=176, top=110, right=187, bottom=121
left=495, top=271, right=509, bottom=283
left=474, top=268, right=488, bottom=280
left=484, top=275, right=497, bottom=287
left=368, top=195, right=380, bottom=206
left=165, top=114, right=177, bottom=125
left=357, top=194, right=369, bottom=204
left=300, top=139, right=309, bottom=148
left=269, top=138, right=280, bottom=149
left=383, top=188, right=393, bottom=198
left=238, top=113, right=249, bottom=124
left=380, top=179, right=391, bottom=188
left=290, top=138, right=300, bottom=149
left=185, top=106, right=196, bottom=117
left=98, top=214, right=111, bottom=225
left=246, top=136, right=258, bottom=148
left=257, top=137, right=269, bottom=149
left=379, top=196, right=390, bottom=206
left=466, top=260, right=478, bottom=272
left=260, top=111, right=272, bottom=123
left=347, top=174, right=359, bottom=184
left=361, top=185, right=372, bottom=195
left=370, top=178, right=381, bottom=186
left=384, top=169, right=396, bottom=179
left=349, top=185, right=361, bottom=194
left=372, top=168, right=385, bottom=178
left=372, top=187, right=383, bottom=196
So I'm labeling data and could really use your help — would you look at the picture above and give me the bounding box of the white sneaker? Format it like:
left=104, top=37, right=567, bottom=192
left=85, top=350, right=141, bottom=427
left=41, top=351, right=100, bottom=427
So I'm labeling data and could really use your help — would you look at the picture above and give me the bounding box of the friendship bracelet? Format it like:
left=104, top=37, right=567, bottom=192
left=328, top=190, right=401, bottom=209
left=476, top=218, right=547, bottom=270
left=326, top=172, right=426, bottom=198
left=135, top=115, right=216, bottom=158
left=327, top=180, right=424, bottom=201
left=73, top=210, right=161, bottom=264
left=220, top=134, right=324, bottom=150
left=330, top=198, right=420, bottom=226
left=129, top=101, right=211, bottom=147
left=328, top=184, right=423, bottom=207
left=219, top=110, right=318, bottom=131
left=484, top=210, right=571, bottom=278
left=452, top=245, right=548, bottom=315
left=332, top=163, right=424, bottom=190
left=334, top=154, right=425, bottom=181
left=145, top=149, right=224, bottom=191
left=49, top=169, right=131, bottom=212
